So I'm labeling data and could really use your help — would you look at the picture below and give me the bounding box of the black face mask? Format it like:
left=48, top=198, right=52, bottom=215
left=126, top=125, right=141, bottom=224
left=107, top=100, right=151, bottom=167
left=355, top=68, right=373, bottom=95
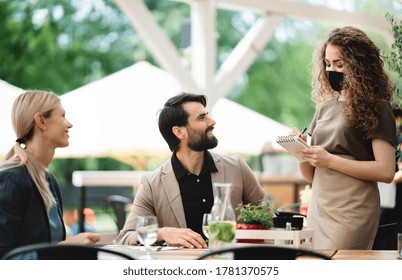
left=326, top=71, right=344, bottom=92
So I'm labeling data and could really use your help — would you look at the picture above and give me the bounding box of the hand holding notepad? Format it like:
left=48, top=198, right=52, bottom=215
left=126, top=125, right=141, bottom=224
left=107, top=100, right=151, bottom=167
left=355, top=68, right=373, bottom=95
left=276, top=135, right=310, bottom=162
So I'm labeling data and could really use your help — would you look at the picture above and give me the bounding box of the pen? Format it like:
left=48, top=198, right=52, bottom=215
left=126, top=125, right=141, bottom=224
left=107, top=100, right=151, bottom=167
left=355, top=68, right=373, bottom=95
left=299, top=127, right=307, bottom=137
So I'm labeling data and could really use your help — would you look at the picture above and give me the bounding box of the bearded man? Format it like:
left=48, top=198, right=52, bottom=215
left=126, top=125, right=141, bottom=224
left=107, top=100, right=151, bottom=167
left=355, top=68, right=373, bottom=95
left=116, top=93, right=266, bottom=248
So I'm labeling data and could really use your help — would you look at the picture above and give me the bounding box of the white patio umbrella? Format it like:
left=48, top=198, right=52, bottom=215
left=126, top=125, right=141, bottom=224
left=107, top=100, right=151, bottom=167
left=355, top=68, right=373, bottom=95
left=212, top=98, right=290, bottom=155
left=0, top=80, right=25, bottom=156
left=58, top=61, right=179, bottom=161
left=58, top=61, right=290, bottom=166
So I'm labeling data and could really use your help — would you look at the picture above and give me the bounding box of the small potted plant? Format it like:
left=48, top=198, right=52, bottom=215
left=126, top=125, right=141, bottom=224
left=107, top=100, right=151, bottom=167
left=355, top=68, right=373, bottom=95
left=236, top=199, right=276, bottom=243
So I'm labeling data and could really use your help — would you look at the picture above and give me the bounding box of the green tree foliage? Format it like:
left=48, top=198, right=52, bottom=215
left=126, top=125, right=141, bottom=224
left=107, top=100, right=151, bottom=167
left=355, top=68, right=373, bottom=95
left=387, top=13, right=401, bottom=77
left=219, top=14, right=318, bottom=127
left=386, top=12, right=402, bottom=99
left=233, top=34, right=316, bottom=128
left=0, top=0, right=149, bottom=93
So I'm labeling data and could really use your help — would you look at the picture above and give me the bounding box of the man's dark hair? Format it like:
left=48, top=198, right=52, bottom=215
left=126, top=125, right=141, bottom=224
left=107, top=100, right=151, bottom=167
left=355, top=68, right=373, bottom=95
left=392, top=105, right=402, bottom=146
left=158, top=92, right=207, bottom=151
left=392, top=105, right=402, bottom=118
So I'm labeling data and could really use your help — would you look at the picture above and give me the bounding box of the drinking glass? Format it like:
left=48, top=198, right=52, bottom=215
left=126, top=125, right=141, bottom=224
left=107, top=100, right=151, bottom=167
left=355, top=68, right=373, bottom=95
left=136, top=216, right=158, bottom=260
left=202, top=213, right=211, bottom=240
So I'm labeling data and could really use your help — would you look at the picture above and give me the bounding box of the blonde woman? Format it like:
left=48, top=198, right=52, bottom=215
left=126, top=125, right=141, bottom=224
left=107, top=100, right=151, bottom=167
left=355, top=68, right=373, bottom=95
left=0, top=91, right=99, bottom=258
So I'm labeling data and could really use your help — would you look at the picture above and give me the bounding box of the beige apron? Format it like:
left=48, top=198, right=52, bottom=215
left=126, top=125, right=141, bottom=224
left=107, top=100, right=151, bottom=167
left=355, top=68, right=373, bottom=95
left=307, top=156, right=380, bottom=250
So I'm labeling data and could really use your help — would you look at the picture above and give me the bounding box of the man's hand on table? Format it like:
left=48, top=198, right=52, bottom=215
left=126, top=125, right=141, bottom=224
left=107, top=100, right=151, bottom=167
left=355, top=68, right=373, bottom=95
left=158, top=227, right=207, bottom=249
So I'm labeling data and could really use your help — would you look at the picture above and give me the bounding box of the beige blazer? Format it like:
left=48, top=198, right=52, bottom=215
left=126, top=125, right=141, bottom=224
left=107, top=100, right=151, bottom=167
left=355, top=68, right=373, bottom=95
left=115, top=152, right=266, bottom=245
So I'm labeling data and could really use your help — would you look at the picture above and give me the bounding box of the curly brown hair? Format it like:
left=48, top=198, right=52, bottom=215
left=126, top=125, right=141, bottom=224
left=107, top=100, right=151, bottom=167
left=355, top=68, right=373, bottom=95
left=311, top=26, right=394, bottom=137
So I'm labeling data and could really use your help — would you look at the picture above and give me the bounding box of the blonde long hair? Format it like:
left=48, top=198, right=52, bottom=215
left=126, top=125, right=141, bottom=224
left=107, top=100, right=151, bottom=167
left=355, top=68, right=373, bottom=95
left=0, top=90, right=61, bottom=212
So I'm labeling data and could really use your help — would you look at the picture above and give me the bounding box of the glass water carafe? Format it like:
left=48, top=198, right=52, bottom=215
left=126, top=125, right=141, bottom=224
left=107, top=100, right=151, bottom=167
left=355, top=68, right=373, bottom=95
left=209, top=183, right=236, bottom=251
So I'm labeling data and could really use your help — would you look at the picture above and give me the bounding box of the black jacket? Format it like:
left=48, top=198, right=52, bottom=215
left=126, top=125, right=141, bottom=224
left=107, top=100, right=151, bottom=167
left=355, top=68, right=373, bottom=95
left=0, top=165, right=66, bottom=258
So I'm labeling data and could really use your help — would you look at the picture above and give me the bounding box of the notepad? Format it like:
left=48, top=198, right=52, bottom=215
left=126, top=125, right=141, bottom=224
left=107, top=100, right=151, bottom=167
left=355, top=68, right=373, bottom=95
left=276, top=135, right=310, bottom=162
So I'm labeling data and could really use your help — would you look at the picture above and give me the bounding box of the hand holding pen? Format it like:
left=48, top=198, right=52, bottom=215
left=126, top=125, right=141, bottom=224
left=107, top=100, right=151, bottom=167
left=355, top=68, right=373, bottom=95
left=298, top=126, right=309, bottom=142
left=290, top=126, right=309, bottom=141
left=299, top=127, right=307, bottom=137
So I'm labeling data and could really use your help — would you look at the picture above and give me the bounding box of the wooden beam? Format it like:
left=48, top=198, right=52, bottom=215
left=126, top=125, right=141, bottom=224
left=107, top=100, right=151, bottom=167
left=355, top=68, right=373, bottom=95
left=177, top=0, right=392, bottom=41
left=115, top=0, right=200, bottom=92
left=190, top=0, right=216, bottom=92
left=210, top=14, right=284, bottom=106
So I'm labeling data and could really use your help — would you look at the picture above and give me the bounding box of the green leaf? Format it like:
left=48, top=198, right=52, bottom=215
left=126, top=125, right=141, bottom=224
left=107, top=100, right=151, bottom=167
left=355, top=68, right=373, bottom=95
left=209, top=221, right=235, bottom=243
left=236, top=198, right=276, bottom=229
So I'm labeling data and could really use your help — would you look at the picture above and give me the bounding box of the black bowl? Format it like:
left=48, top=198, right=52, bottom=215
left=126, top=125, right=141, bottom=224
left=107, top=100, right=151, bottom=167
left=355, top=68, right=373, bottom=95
left=273, top=216, right=304, bottom=230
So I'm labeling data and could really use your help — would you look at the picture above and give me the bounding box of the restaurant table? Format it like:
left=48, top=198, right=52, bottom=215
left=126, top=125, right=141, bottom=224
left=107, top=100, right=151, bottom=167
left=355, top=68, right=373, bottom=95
left=103, top=244, right=206, bottom=260
left=102, top=244, right=400, bottom=260
left=331, top=250, right=400, bottom=260
left=72, top=171, right=151, bottom=232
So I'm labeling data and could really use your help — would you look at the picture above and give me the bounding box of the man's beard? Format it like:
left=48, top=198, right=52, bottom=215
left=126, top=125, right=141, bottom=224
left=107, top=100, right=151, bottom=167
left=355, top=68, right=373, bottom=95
left=187, top=127, right=218, bottom=151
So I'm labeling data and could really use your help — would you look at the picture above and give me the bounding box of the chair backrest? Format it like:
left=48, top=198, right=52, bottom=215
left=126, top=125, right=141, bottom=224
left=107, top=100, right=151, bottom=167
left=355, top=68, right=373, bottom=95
left=1, top=243, right=136, bottom=260
left=104, top=195, right=133, bottom=231
left=277, top=202, right=302, bottom=215
left=196, top=245, right=331, bottom=260
left=372, top=222, right=398, bottom=250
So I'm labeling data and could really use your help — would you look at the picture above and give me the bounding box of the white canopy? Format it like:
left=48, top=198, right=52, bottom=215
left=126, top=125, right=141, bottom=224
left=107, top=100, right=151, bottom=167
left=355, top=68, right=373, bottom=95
left=58, top=61, right=290, bottom=161
left=212, top=98, right=289, bottom=154
left=58, top=61, right=179, bottom=158
left=0, top=80, right=24, bottom=156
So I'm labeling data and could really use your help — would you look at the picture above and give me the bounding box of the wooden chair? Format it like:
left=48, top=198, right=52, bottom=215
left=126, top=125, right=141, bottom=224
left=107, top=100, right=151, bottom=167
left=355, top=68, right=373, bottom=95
left=1, top=243, right=135, bottom=260
left=196, top=245, right=331, bottom=260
